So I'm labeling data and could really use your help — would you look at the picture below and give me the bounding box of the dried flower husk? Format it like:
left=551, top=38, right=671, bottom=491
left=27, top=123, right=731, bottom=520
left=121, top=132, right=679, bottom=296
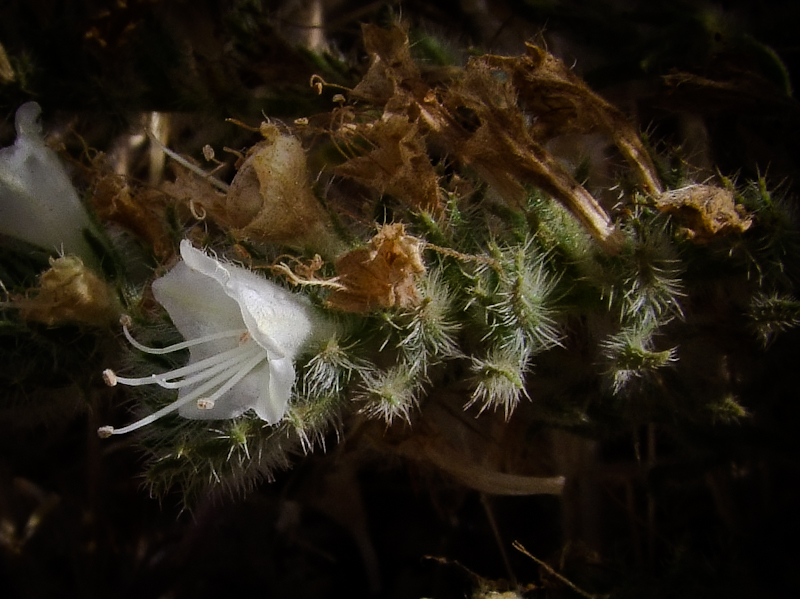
left=349, top=24, right=625, bottom=253
left=224, top=125, right=337, bottom=253
left=17, top=255, right=120, bottom=327
left=334, top=114, right=442, bottom=213
left=169, top=125, right=339, bottom=254
left=327, top=223, right=425, bottom=313
left=655, top=184, right=752, bottom=241
left=479, top=43, right=662, bottom=195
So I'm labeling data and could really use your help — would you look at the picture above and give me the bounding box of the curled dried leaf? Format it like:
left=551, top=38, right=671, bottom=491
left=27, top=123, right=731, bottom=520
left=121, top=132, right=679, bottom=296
left=412, top=436, right=565, bottom=496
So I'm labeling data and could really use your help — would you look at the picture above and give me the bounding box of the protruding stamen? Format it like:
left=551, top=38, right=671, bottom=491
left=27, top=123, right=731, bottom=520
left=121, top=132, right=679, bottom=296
left=197, top=399, right=215, bottom=410
left=99, top=350, right=266, bottom=436
left=122, top=320, right=247, bottom=355
left=109, top=342, right=259, bottom=389
left=195, top=352, right=264, bottom=406
left=97, top=426, right=114, bottom=438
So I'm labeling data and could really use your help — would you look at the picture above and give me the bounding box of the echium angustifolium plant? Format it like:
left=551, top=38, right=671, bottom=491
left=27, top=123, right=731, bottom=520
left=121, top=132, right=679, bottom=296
left=9, top=23, right=796, bottom=504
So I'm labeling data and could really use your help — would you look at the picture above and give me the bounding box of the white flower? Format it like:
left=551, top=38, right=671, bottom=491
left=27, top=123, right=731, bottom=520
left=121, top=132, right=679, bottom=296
left=0, top=102, right=95, bottom=263
left=99, top=240, right=331, bottom=436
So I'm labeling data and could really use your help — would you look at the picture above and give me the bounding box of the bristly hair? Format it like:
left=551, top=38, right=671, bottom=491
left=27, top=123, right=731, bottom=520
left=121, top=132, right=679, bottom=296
left=466, top=343, right=531, bottom=420
left=465, top=236, right=563, bottom=357
left=600, top=321, right=677, bottom=396
left=356, top=364, right=423, bottom=425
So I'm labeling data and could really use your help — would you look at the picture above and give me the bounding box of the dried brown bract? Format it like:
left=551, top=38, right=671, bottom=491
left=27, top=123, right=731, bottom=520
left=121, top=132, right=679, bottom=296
left=327, top=223, right=425, bottom=313
left=655, top=184, right=752, bottom=242
left=93, top=170, right=174, bottom=260
left=334, top=114, right=442, bottom=213
left=345, top=24, right=633, bottom=253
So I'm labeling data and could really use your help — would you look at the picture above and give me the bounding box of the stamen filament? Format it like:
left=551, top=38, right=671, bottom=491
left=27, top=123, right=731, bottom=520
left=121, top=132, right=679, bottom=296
left=123, top=322, right=247, bottom=355
left=100, top=351, right=267, bottom=436
left=199, top=352, right=265, bottom=405
left=155, top=344, right=262, bottom=390
left=108, top=341, right=258, bottom=389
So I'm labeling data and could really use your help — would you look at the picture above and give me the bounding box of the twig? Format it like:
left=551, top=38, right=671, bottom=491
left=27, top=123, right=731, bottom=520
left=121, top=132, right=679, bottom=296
left=147, top=131, right=230, bottom=193
left=481, top=494, right=518, bottom=587
left=512, top=541, right=608, bottom=599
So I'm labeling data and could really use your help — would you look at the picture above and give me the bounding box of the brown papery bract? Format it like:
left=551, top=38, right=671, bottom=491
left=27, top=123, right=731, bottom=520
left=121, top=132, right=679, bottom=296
left=327, top=223, right=425, bottom=313
left=334, top=114, right=442, bottom=214
left=655, top=184, right=752, bottom=242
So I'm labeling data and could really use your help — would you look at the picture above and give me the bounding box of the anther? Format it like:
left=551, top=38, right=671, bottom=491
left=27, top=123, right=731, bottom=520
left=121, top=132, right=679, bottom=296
left=196, top=398, right=215, bottom=410
left=97, top=426, right=115, bottom=438
left=103, top=369, right=118, bottom=386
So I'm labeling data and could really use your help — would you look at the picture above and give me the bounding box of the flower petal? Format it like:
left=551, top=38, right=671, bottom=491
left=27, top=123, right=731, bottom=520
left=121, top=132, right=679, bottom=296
left=0, top=102, right=95, bottom=262
left=152, top=260, right=243, bottom=362
left=178, top=240, right=319, bottom=359
left=255, top=357, right=295, bottom=423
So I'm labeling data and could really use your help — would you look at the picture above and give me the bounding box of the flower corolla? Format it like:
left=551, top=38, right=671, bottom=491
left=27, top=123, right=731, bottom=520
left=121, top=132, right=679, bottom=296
left=0, top=102, right=96, bottom=263
left=99, top=240, right=332, bottom=436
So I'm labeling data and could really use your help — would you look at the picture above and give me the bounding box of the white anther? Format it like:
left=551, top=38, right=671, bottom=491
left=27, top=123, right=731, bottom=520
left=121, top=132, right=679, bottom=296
left=102, top=369, right=118, bottom=386
left=97, top=426, right=115, bottom=438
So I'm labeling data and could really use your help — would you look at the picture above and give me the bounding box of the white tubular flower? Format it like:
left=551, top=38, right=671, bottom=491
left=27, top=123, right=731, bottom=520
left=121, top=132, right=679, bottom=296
left=99, top=240, right=332, bottom=437
left=0, top=102, right=95, bottom=263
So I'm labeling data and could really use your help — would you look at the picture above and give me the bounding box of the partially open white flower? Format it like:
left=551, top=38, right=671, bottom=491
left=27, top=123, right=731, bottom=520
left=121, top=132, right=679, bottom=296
left=99, top=240, right=332, bottom=437
left=0, top=102, right=96, bottom=263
